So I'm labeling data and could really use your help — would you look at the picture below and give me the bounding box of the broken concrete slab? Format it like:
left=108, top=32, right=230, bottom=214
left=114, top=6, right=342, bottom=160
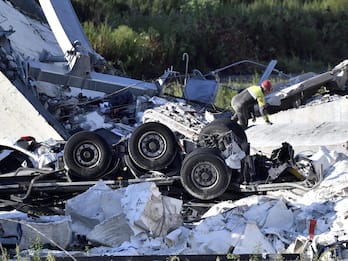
left=263, top=199, right=294, bottom=230
left=0, top=72, right=64, bottom=141
left=233, top=222, right=276, bottom=254
left=161, top=196, right=184, bottom=234
left=0, top=1, right=62, bottom=60
left=0, top=211, right=72, bottom=250
left=185, top=213, right=246, bottom=255
left=19, top=216, right=72, bottom=250
left=121, top=182, right=164, bottom=236
left=247, top=96, right=348, bottom=155
left=86, top=213, right=134, bottom=247
left=286, top=235, right=311, bottom=254
left=308, top=146, right=338, bottom=176
left=121, top=182, right=183, bottom=237
left=0, top=214, right=22, bottom=245
left=242, top=199, right=274, bottom=226
left=188, top=229, right=237, bottom=254
left=164, top=226, right=190, bottom=249
left=65, top=181, right=183, bottom=248
left=267, top=95, right=348, bottom=124
left=65, top=181, right=126, bottom=236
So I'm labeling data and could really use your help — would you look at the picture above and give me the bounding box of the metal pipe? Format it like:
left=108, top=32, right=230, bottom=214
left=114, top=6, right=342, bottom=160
left=182, top=52, right=189, bottom=85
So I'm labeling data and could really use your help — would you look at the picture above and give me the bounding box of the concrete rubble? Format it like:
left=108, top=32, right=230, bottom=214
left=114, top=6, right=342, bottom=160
left=0, top=145, right=347, bottom=258
left=65, top=181, right=183, bottom=247
left=0, top=211, right=72, bottom=250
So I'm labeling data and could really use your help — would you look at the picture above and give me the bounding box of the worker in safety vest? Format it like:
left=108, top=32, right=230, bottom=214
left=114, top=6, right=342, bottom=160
left=231, top=80, right=273, bottom=128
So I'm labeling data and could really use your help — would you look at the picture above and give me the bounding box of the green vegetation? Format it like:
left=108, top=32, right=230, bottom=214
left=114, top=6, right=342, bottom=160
left=0, top=241, right=56, bottom=261
left=71, top=0, right=348, bottom=81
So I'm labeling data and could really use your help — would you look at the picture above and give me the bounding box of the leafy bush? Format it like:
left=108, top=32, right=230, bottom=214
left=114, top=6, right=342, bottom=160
left=83, top=22, right=164, bottom=79
left=73, top=0, right=348, bottom=79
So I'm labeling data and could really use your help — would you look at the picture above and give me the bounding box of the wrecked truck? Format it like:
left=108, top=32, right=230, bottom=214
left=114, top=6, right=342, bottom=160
left=0, top=113, right=321, bottom=214
left=0, top=0, right=327, bottom=214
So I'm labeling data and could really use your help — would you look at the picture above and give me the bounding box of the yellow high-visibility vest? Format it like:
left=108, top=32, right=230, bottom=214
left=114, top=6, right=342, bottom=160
left=247, top=85, right=269, bottom=122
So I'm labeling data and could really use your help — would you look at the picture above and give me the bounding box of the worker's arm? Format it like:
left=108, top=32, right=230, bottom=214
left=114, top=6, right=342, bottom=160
left=256, top=96, right=271, bottom=124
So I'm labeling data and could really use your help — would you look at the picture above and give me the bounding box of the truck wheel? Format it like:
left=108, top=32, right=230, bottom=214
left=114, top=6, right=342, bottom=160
left=128, top=122, right=178, bottom=170
left=199, top=118, right=249, bottom=154
left=180, top=147, right=231, bottom=200
left=124, top=154, right=147, bottom=178
left=64, top=131, right=113, bottom=180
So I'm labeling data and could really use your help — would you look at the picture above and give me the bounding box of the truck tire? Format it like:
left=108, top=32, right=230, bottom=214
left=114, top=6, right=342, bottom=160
left=180, top=147, right=231, bottom=200
left=199, top=118, right=249, bottom=155
left=64, top=131, right=113, bottom=180
left=128, top=122, right=178, bottom=170
left=124, top=154, right=147, bottom=178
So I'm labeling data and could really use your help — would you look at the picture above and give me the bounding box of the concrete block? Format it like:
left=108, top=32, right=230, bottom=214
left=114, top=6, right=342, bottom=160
left=233, top=222, right=275, bottom=254
left=65, top=181, right=125, bottom=236
left=19, top=216, right=72, bottom=250
left=122, top=182, right=164, bottom=237
left=0, top=219, right=21, bottom=245
left=121, top=182, right=183, bottom=237
left=87, top=214, right=134, bottom=247
left=160, top=196, right=183, bottom=236
left=187, top=229, right=237, bottom=254
left=309, top=146, right=337, bottom=175
left=263, top=199, right=294, bottom=231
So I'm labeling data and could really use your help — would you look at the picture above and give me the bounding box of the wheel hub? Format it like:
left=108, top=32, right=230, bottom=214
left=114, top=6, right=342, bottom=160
left=148, top=140, right=159, bottom=152
left=140, top=132, right=166, bottom=159
left=192, top=162, right=218, bottom=187
left=75, top=143, right=99, bottom=167
left=82, top=150, right=92, bottom=159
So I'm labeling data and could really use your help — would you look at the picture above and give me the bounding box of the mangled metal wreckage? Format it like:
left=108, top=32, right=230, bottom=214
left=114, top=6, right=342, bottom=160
left=0, top=0, right=346, bottom=214
left=0, top=111, right=322, bottom=214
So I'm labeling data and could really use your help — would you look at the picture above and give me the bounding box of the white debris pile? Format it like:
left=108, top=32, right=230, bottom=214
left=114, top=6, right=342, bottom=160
left=86, top=147, right=348, bottom=257
left=66, top=181, right=183, bottom=249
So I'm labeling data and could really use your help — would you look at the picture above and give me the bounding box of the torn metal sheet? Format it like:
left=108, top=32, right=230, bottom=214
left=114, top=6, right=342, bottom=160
left=266, top=59, right=348, bottom=110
